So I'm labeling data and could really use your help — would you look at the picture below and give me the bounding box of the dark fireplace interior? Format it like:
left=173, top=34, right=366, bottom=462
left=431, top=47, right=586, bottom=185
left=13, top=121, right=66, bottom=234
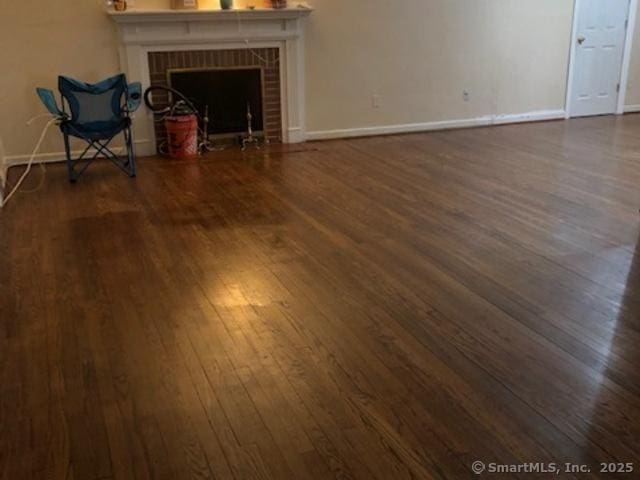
left=169, top=68, right=264, bottom=137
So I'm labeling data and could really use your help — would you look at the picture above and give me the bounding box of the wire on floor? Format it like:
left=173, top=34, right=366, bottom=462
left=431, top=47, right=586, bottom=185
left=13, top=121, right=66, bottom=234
left=0, top=115, right=58, bottom=208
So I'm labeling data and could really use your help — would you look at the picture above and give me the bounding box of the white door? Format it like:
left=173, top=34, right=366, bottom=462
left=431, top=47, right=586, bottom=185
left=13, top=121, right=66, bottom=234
left=569, top=0, right=630, bottom=117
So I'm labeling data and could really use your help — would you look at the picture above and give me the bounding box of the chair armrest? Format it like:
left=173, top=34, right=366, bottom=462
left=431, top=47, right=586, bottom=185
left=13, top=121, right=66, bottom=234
left=127, top=82, right=142, bottom=113
left=36, top=88, right=64, bottom=117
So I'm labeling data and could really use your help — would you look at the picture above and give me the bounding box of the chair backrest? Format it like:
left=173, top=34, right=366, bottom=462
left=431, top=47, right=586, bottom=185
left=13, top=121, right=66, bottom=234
left=58, top=74, right=127, bottom=129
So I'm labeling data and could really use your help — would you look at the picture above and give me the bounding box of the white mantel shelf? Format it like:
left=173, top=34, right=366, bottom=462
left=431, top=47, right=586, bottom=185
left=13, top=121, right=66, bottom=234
left=109, top=4, right=313, bottom=151
left=109, top=6, right=313, bottom=24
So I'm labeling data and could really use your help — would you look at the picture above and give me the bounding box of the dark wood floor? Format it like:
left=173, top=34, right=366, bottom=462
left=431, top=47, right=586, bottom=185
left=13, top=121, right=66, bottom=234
left=1, top=115, right=640, bottom=479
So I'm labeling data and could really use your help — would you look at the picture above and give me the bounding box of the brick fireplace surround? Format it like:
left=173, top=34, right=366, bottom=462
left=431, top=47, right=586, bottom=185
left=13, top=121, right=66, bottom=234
left=149, top=48, right=282, bottom=149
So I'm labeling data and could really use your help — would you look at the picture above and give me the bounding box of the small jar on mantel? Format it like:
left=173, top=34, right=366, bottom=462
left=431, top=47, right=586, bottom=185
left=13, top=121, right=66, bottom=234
left=113, top=0, right=127, bottom=11
left=270, top=0, right=287, bottom=8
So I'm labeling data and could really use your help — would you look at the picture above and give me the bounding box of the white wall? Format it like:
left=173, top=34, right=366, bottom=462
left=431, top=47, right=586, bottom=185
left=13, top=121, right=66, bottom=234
left=0, top=0, right=639, bottom=159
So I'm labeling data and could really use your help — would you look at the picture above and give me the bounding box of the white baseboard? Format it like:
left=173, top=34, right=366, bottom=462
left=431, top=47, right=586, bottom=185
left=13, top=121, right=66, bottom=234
left=624, top=104, right=640, bottom=113
left=286, top=127, right=306, bottom=144
left=489, top=109, right=566, bottom=125
left=305, top=109, right=566, bottom=141
left=4, top=139, right=152, bottom=168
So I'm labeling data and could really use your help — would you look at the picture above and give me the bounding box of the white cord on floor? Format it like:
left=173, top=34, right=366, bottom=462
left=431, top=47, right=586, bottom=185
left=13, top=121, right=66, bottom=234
left=0, top=116, right=58, bottom=208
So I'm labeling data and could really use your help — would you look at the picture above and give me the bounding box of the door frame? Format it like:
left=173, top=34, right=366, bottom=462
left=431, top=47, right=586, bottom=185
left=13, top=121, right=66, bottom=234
left=565, top=0, right=638, bottom=118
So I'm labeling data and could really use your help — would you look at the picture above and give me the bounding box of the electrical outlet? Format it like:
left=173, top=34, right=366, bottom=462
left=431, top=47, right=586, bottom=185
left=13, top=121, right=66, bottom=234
left=372, top=94, right=382, bottom=109
left=463, top=90, right=470, bottom=102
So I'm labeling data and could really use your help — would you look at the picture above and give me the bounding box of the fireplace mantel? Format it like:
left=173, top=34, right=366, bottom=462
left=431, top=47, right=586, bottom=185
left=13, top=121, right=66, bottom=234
left=109, top=7, right=313, bottom=26
left=108, top=5, right=313, bottom=153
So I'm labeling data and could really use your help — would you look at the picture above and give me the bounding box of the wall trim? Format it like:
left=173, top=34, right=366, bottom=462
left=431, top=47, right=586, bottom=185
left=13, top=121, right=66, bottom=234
left=618, top=0, right=639, bottom=115
left=624, top=104, right=640, bottom=113
left=306, top=109, right=566, bottom=141
left=564, top=0, right=581, bottom=119
left=4, top=139, right=151, bottom=168
left=5, top=111, right=566, bottom=158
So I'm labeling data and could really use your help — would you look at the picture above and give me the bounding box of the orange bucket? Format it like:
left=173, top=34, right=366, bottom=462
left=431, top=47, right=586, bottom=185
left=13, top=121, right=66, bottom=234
left=165, top=115, right=198, bottom=159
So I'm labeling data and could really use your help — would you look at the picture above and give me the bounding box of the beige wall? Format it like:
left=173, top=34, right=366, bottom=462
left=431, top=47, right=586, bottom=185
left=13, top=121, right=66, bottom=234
left=0, top=1, right=120, bottom=158
left=305, top=0, right=574, bottom=133
left=0, top=0, right=639, bottom=159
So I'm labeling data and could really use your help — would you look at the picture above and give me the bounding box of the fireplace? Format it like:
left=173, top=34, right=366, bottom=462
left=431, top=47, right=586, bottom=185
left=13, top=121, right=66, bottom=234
left=149, top=48, right=282, bottom=150
left=169, top=67, right=265, bottom=139
left=108, top=7, right=313, bottom=154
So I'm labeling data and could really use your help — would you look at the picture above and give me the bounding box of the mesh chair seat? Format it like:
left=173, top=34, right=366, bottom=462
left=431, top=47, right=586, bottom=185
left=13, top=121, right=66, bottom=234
left=61, top=117, right=131, bottom=141
left=37, top=74, right=142, bottom=182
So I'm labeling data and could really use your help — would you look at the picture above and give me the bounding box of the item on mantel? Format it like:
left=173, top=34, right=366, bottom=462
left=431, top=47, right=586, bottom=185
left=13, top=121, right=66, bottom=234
left=270, top=0, right=287, bottom=8
left=220, top=0, right=233, bottom=9
left=171, top=0, right=198, bottom=10
left=113, top=0, right=127, bottom=11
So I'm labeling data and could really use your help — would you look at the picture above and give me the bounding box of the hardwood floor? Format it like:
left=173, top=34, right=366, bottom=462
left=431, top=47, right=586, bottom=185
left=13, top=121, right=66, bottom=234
left=1, top=115, right=640, bottom=479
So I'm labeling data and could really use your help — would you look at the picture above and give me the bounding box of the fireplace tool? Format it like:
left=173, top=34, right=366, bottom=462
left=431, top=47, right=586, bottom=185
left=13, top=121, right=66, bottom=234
left=241, top=102, right=261, bottom=151
left=143, top=85, right=216, bottom=155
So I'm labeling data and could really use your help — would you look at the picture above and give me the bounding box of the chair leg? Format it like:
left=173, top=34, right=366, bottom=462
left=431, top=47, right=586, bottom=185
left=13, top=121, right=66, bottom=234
left=63, top=127, right=137, bottom=182
left=63, top=133, right=76, bottom=183
left=125, top=126, right=136, bottom=178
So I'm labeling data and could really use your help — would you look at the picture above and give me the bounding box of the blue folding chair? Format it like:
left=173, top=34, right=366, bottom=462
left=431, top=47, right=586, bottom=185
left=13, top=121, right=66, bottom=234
left=36, top=74, right=142, bottom=183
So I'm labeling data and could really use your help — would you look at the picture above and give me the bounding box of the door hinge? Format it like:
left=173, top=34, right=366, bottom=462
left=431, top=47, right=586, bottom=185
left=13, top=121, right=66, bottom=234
left=617, top=83, right=621, bottom=93
left=625, top=19, right=629, bottom=29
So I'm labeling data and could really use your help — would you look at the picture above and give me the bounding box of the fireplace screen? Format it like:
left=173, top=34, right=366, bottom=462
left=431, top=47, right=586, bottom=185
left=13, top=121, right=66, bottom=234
left=168, top=67, right=265, bottom=137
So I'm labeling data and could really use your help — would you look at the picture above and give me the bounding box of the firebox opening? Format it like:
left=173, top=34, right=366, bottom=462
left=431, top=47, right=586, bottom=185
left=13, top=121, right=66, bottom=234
left=168, top=67, right=265, bottom=139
